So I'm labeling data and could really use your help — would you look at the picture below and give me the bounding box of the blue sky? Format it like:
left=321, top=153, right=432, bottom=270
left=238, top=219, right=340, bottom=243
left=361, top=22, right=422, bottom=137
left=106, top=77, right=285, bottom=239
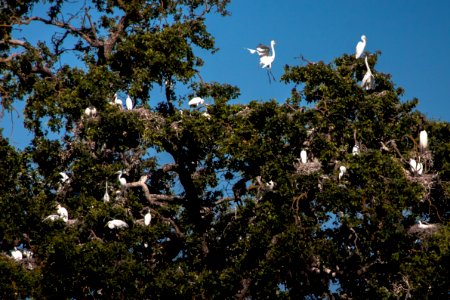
left=2, top=1, right=450, bottom=148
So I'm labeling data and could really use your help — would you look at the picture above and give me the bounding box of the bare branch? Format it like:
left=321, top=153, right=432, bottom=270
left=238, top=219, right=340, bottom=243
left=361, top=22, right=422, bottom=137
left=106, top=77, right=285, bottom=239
left=126, top=175, right=183, bottom=206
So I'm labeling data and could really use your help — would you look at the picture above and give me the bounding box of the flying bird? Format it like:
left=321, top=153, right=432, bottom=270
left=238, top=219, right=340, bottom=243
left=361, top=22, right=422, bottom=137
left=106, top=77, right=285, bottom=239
left=126, top=95, right=133, bottom=110
left=361, top=56, right=375, bottom=90
left=355, top=35, right=367, bottom=59
left=300, top=149, right=308, bottom=164
left=246, top=40, right=276, bottom=83
left=107, top=219, right=129, bottom=229
left=419, top=130, right=428, bottom=151
left=189, top=97, right=205, bottom=107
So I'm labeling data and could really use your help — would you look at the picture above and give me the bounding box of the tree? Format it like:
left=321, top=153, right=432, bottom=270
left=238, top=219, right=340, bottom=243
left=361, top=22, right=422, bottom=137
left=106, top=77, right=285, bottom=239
left=0, top=1, right=448, bottom=299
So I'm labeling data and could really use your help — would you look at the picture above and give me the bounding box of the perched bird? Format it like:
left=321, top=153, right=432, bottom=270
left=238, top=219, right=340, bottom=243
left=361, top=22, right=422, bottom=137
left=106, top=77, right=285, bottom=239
left=339, top=166, right=347, bottom=181
left=107, top=219, right=128, bottom=229
left=361, top=56, right=375, bottom=90
left=409, top=159, right=423, bottom=175
left=189, top=97, right=205, bottom=107
left=144, top=212, right=152, bottom=226
left=59, top=172, right=70, bottom=184
left=417, top=220, right=438, bottom=230
left=300, top=149, right=308, bottom=164
left=117, top=170, right=127, bottom=187
left=114, top=93, right=123, bottom=107
left=247, top=40, right=276, bottom=82
left=10, top=247, right=22, bottom=261
left=419, top=130, right=428, bottom=151
left=56, top=203, right=69, bottom=222
left=103, top=181, right=110, bottom=203
left=84, top=106, right=97, bottom=118
left=355, top=35, right=367, bottom=59
left=266, top=180, right=275, bottom=191
left=201, top=112, right=211, bottom=119
left=352, top=144, right=360, bottom=156
left=125, top=95, right=133, bottom=110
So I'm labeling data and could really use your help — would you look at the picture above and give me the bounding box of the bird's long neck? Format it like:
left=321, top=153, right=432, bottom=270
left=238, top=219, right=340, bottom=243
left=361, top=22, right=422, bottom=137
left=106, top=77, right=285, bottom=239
left=364, top=56, right=371, bottom=73
left=270, top=42, right=276, bottom=59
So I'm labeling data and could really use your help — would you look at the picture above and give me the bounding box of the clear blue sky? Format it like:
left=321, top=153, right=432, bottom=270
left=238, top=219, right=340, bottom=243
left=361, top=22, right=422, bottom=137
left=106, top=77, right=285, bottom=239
left=2, top=1, right=450, bottom=148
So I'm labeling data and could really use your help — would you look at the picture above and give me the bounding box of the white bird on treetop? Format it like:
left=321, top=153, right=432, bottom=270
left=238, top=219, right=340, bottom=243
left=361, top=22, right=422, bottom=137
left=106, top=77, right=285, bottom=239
left=352, top=144, right=360, bottom=156
left=43, top=214, right=63, bottom=222
left=114, top=93, right=123, bottom=107
left=144, top=212, right=152, bottom=226
left=419, top=130, right=428, bottom=151
left=117, top=170, right=127, bottom=187
left=84, top=106, right=97, bottom=117
left=300, top=149, right=308, bottom=164
left=126, top=95, right=133, bottom=110
left=107, top=219, right=128, bottom=229
left=189, top=97, right=205, bottom=107
left=10, top=247, right=22, bottom=261
left=339, top=166, right=347, bottom=181
left=56, top=203, right=69, bottom=222
left=59, top=172, right=70, bottom=184
left=361, top=56, right=375, bottom=90
left=246, top=40, right=276, bottom=83
left=355, top=35, right=367, bottom=59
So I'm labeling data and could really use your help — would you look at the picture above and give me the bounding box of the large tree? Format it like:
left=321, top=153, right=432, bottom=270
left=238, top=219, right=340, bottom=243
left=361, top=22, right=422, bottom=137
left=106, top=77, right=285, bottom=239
left=0, top=1, right=448, bottom=299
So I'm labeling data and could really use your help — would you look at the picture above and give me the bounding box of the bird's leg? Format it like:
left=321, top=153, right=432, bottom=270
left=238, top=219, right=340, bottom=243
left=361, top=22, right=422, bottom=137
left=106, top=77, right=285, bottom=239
left=267, top=70, right=272, bottom=84
left=269, top=69, right=276, bottom=82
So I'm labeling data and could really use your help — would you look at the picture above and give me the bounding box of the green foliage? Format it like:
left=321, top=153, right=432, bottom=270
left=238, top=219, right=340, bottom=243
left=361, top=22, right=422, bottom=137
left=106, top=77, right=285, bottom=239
left=0, top=0, right=448, bottom=299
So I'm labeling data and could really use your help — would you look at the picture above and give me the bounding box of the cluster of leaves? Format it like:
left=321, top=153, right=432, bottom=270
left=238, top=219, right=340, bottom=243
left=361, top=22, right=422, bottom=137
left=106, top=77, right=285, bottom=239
left=0, top=0, right=449, bottom=299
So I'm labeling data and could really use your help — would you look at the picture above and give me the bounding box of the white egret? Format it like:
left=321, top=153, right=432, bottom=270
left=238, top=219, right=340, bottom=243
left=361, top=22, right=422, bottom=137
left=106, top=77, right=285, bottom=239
left=103, top=181, right=110, bottom=203
left=300, top=149, right=308, bottom=164
left=144, top=212, right=152, bottom=226
left=361, top=56, right=375, bottom=90
left=114, top=93, right=123, bottom=107
left=419, top=130, right=428, bottom=151
left=247, top=40, right=276, bottom=82
left=201, top=112, right=211, bottom=119
left=417, top=220, right=437, bottom=230
left=339, top=166, right=347, bottom=181
left=56, top=203, right=69, bottom=222
left=84, top=106, right=97, bottom=118
left=266, top=180, right=275, bottom=191
left=117, top=170, right=127, bottom=187
left=10, top=247, right=22, bottom=261
left=352, top=144, right=360, bottom=156
left=189, top=97, right=205, bottom=107
left=59, top=172, right=70, bottom=184
left=355, top=35, right=367, bottom=59
left=106, top=219, right=128, bottom=229
left=409, top=159, right=423, bottom=175
left=125, top=95, right=133, bottom=110
left=22, top=249, right=33, bottom=259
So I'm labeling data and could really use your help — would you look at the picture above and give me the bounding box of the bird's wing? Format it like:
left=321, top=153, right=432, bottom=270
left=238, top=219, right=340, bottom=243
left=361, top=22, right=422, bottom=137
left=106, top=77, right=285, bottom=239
left=256, top=44, right=270, bottom=57
left=246, top=48, right=257, bottom=54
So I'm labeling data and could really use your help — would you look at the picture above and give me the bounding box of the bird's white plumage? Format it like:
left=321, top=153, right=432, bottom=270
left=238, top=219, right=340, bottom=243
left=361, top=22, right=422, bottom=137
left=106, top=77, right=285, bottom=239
left=300, top=149, right=307, bottom=164
left=126, top=95, right=133, bottom=110
left=355, top=35, right=367, bottom=59
left=339, top=166, right=347, bottom=180
left=85, top=106, right=97, bottom=117
left=107, top=219, right=128, bottom=229
left=189, top=97, right=205, bottom=107
left=361, top=56, right=375, bottom=90
left=103, top=181, right=110, bottom=203
left=11, top=247, right=22, bottom=261
left=59, top=172, right=69, bottom=184
left=114, top=93, right=123, bottom=107
left=44, top=214, right=63, bottom=221
left=117, top=170, right=127, bottom=187
left=247, top=40, right=276, bottom=82
left=417, top=220, right=437, bottom=230
left=56, top=204, right=69, bottom=222
left=419, top=130, right=428, bottom=150
left=266, top=180, right=275, bottom=191
left=144, top=212, right=152, bottom=226
left=352, top=144, right=360, bottom=156
left=409, top=159, right=423, bottom=175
